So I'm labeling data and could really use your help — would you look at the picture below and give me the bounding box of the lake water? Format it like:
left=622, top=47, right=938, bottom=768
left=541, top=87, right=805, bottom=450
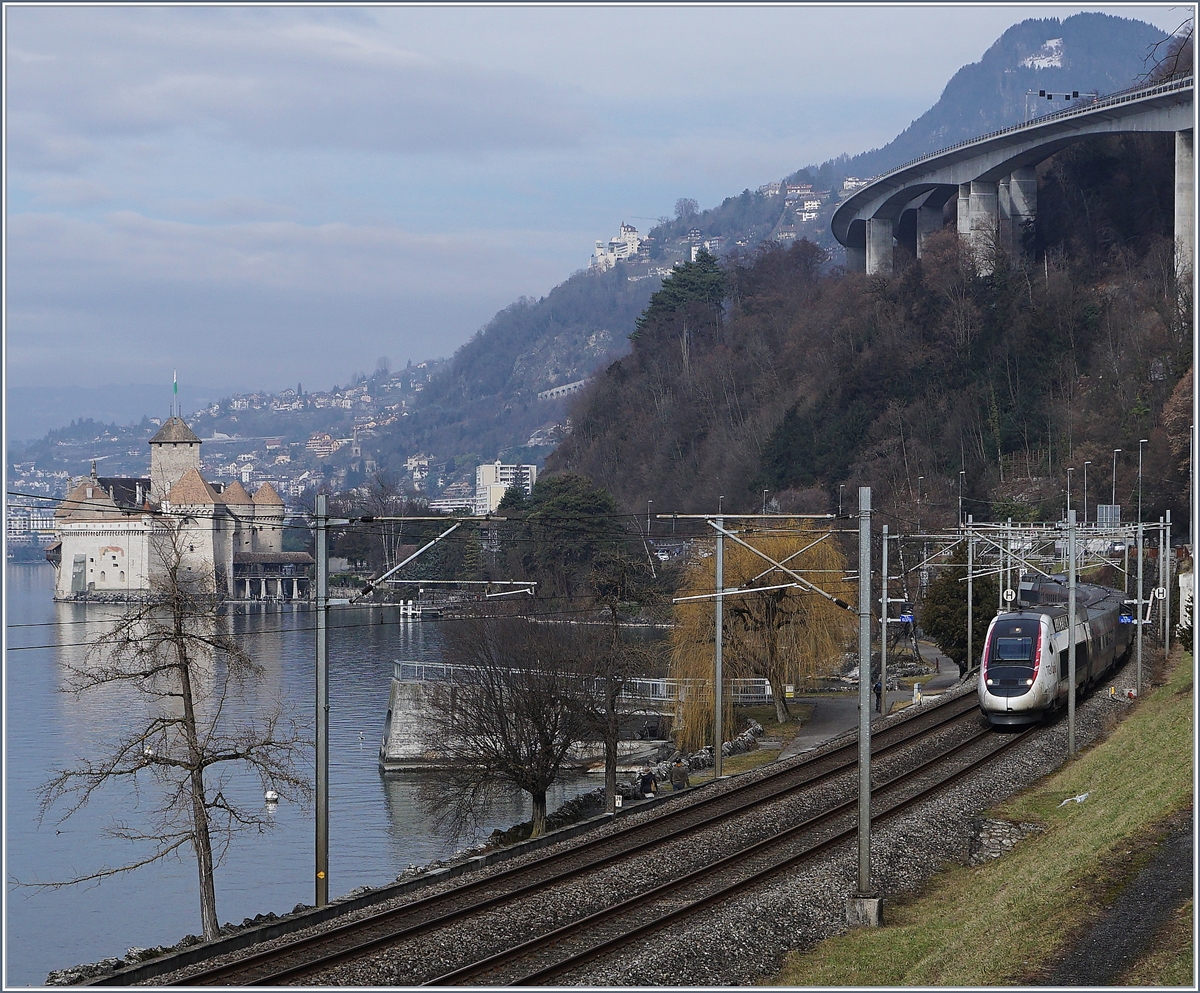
left=4, top=565, right=601, bottom=986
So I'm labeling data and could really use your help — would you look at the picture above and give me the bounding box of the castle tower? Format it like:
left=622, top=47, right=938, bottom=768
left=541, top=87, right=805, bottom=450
left=148, top=416, right=202, bottom=502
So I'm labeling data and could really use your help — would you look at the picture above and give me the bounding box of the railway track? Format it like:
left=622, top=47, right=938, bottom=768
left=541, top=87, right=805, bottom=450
left=435, top=723, right=1033, bottom=986
left=167, top=691, right=989, bottom=986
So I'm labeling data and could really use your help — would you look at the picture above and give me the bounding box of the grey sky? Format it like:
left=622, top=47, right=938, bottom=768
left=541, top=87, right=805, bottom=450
left=4, top=3, right=1185, bottom=402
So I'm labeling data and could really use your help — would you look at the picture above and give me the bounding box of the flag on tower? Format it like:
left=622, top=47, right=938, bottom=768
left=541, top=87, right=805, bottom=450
left=173, top=370, right=178, bottom=415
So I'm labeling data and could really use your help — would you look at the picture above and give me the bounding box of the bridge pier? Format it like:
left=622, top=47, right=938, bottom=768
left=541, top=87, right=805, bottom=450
left=1008, top=166, right=1037, bottom=257
left=1176, top=129, right=1193, bottom=277
left=865, top=217, right=893, bottom=275
left=968, top=180, right=999, bottom=273
left=916, top=200, right=944, bottom=257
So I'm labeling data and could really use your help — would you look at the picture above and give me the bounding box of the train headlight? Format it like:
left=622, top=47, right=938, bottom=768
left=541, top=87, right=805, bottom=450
left=1025, top=678, right=1034, bottom=685
left=986, top=678, right=994, bottom=686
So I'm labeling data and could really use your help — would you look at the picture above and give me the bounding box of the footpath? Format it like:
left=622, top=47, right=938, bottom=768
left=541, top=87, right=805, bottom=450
left=779, top=647, right=962, bottom=761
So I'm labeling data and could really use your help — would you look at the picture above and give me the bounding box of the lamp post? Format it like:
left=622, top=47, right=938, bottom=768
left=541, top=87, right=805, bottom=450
left=762, top=489, right=769, bottom=516
left=646, top=499, right=653, bottom=536
left=917, top=476, right=924, bottom=533
left=1138, top=438, right=1149, bottom=522
left=1112, top=449, right=1122, bottom=509
left=1066, top=467, right=1074, bottom=522
left=1083, top=461, right=1091, bottom=525
left=839, top=483, right=845, bottom=516
left=958, top=471, right=965, bottom=527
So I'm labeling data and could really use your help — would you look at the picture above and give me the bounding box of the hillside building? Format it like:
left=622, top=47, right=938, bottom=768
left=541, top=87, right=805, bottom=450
left=47, top=415, right=311, bottom=601
left=590, top=223, right=643, bottom=272
left=475, top=461, right=537, bottom=515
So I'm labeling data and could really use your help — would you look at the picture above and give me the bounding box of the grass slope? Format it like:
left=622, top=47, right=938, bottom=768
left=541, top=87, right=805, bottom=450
left=770, top=652, right=1194, bottom=987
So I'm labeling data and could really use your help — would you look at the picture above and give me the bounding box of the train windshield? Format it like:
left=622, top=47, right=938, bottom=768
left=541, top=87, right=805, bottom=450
left=994, top=637, right=1034, bottom=662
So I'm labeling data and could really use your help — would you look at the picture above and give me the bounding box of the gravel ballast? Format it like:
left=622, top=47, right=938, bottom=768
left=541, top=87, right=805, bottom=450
left=140, top=668, right=1138, bottom=986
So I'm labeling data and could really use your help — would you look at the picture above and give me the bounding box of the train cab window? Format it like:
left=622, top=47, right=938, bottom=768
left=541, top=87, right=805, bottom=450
left=994, top=637, right=1033, bottom=661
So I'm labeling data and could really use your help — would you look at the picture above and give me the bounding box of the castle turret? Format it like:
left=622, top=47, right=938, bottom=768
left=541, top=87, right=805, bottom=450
left=251, top=482, right=285, bottom=554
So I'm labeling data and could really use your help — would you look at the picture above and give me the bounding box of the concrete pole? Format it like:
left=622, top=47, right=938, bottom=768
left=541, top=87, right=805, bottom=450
left=315, top=493, right=330, bottom=907
left=967, top=516, right=974, bottom=672
left=1165, top=510, right=1172, bottom=653
left=857, top=487, right=872, bottom=895
left=1068, top=510, right=1077, bottom=759
left=865, top=217, right=893, bottom=276
left=879, top=525, right=888, bottom=715
left=1137, top=520, right=1145, bottom=697
left=714, top=516, right=724, bottom=779
left=1176, top=130, right=1194, bottom=279
left=1160, top=516, right=1167, bottom=646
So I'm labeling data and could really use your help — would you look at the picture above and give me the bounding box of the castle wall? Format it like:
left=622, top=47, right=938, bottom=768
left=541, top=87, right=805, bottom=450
left=54, top=519, right=154, bottom=598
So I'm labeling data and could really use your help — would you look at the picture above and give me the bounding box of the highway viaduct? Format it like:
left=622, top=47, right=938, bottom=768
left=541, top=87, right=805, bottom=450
left=831, top=76, right=1194, bottom=276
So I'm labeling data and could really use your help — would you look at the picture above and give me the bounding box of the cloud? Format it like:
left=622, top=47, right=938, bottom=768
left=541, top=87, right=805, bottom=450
left=6, top=7, right=592, bottom=169
left=22, top=176, right=113, bottom=208
left=154, top=196, right=298, bottom=222
left=4, top=209, right=573, bottom=390
left=8, top=210, right=563, bottom=295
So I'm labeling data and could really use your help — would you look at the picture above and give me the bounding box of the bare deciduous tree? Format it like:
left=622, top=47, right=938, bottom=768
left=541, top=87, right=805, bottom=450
left=33, top=524, right=310, bottom=940
left=417, top=617, right=592, bottom=839
left=583, top=547, right=665, bottom=814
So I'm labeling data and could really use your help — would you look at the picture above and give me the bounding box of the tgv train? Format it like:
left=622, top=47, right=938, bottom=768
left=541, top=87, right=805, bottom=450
left=978, top=575, right=1133, bottom=726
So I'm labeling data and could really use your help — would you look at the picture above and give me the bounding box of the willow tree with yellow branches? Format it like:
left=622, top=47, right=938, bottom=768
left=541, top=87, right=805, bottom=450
left=671, top=522, right=853, bottom=750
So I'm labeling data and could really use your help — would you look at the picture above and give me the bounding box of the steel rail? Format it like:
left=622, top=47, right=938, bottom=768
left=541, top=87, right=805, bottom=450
left=437, top=724, right=1032, bottom=986
left=172, top=692, right=979, bottom=985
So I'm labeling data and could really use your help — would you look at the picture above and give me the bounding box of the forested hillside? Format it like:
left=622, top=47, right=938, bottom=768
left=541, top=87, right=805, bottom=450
left=373, top=264, right=656, bottom=467
left=549, top=132, right=1192, bottom=530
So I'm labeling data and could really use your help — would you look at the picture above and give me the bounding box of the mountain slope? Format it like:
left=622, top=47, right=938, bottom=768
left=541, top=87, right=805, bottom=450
left=830, top=13, right=1168, bottom=181
left=549, top=132, right=1191, bottom=528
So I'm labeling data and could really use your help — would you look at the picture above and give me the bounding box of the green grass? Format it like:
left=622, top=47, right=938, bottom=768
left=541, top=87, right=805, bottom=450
left=769, top=652, right=1194, bottom=987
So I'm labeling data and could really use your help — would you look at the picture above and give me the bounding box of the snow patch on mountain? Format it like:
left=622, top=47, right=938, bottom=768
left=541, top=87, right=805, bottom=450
left=1022, top=38, right=1065, bottom=69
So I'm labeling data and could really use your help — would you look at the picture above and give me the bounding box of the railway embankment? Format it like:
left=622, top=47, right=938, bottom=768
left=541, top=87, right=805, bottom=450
left=771, top=647, right=1193, bottom=987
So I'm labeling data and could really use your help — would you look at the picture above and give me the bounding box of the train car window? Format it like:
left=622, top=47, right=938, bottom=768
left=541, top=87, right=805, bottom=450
left=994, top=637, right=1033, bottom=661
left=1059, top=649, right=1069, bottom=679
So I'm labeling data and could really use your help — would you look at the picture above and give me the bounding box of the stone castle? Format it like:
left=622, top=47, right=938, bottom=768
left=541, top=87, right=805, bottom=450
left=48, top=416, right=312, bottom=600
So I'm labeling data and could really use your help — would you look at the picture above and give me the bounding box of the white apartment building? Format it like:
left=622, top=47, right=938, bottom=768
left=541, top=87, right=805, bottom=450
left=475, top=461, right=538, bottom=515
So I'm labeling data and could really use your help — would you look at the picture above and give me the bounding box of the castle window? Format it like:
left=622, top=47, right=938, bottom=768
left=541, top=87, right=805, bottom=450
left=100, top=571, right=106, bottom=582
left=120, top=571, right=125, bottom=582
